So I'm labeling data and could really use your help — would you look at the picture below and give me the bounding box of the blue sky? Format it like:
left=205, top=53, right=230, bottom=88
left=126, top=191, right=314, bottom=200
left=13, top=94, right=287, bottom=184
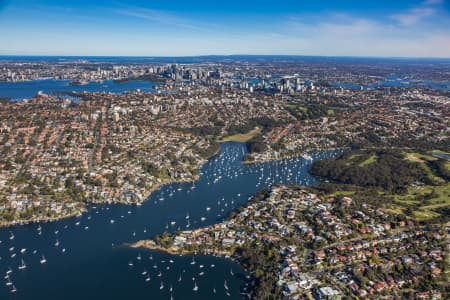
left=0, top=0, right=449, bottom=57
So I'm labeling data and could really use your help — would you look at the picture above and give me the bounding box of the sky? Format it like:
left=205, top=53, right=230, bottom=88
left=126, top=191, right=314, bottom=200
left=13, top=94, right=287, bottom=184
left=0, top=0, right=449, bottom=57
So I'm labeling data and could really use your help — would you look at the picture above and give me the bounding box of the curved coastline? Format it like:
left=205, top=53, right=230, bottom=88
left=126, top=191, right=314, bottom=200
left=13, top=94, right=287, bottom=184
left=0, top=142, right=332, bottom=228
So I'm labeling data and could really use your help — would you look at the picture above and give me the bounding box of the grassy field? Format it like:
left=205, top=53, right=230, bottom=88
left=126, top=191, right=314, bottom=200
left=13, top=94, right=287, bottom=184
left=220, top=127, right=261, bottom=143
left=324, top=190, right=356, bottom=198
left=406, top=152, right=438, bottom=162
left=358, top=154, right=377, bottom=167
left=445, top=161, right=450, bottom=172
left=406, top=152, right=446, bottom=185
left=390, top=151, right=450, bottom=221
left=321, top=150, right=449, bottom=222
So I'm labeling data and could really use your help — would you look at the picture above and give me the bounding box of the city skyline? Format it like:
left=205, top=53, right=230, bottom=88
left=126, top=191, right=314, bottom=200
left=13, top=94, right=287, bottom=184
left=0, top=0, right=450, bottom=58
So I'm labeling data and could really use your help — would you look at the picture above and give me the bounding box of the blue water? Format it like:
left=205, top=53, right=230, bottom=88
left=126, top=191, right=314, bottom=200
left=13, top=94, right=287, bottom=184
left=0, top=142, right=339, bottom=300
left=0, top=79, right=156, bottom=101
left=329, top=74, right=450, bottom=91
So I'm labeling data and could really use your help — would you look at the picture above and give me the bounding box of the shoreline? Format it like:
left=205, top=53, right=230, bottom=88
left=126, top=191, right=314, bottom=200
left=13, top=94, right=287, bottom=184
left=0, top=158, right=205, bottom=229
left=130, top=239, right=234, bottom=257
left=243, top=146, right=345, bottom=165
left=0, top=144, right=331, bottom=229
left=0, top=207, right=87, bottom=229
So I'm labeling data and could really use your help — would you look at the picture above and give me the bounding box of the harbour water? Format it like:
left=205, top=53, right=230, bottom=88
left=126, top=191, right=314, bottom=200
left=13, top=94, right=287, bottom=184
left=329, top=74, right=450, bottom=91
left=1, top=73, right=448, bottom=102
left=0, top=142, right=339, bottom=300
left=0, top=79, right=156, bottom=101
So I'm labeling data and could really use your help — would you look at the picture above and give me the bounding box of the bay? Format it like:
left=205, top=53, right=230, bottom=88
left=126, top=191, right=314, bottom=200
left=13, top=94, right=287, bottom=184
left=329, top=74, right=450, bottom=91
left=0, top=79, right=156, bottom=101
left=0, top=142, right=339, bottom=300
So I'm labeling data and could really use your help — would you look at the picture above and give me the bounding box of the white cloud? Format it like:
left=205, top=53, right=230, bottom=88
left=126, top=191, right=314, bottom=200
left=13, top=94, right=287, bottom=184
left=1, top=2, right=448, bottom=57
left=276, top=14, right=450, bottom=57
left=423, top=0, right=443, bottom=5
left=391, top=7, right=436, bottom=26
left=113, top=8, right=203, bottom=31
left=390, top=0, right=445, bottom=26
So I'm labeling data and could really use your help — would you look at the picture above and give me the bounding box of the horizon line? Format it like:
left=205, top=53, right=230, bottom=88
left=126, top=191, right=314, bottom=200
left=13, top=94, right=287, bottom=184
left=1, top=54, right=450, bottom=60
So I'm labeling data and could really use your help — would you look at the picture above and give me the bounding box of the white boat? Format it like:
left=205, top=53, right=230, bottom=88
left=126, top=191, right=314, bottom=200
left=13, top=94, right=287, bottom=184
left=18, top=259, right=26, bottom=270
left=136, top=253, right=141, bottom=260
left=20, top=248, right=26, bottom=254
left=193, top=281, right=198, bottom=292
left=224, top=280, right=229, bottom=290
left=40, top=255, right=47, bottom=264
left=11, top=285, right=17, bottom=293
left=190, top=257, right=196, bottom=265
left=160, top=282, right=164, bottom=290
left=301, top=153, right=313, bottom=161
left=145, top=275, right=150, bottom=282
